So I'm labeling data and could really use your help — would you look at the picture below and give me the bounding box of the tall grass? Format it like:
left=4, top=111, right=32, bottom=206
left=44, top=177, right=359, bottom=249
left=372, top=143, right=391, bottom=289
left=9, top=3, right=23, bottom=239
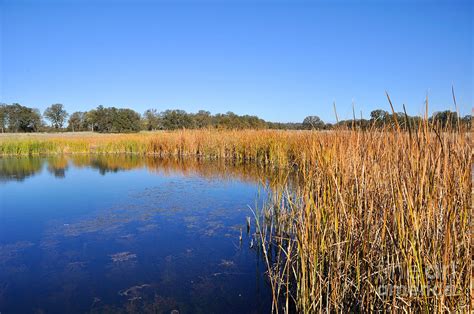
left=0, top=130, right=304, bottom=167
left=0, top=123, right=470, bottom=312
left=253, top=126, right=471, bottom=312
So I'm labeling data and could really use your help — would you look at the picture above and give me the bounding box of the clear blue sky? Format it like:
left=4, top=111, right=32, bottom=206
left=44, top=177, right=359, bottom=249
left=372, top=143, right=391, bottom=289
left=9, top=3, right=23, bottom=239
left=1, top=0, right=472, bottom=123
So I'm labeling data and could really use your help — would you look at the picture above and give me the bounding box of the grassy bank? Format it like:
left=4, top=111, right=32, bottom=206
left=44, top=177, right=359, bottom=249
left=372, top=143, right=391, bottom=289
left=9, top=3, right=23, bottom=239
left=0, top=130, right=309, bottom=167
left=0, top=128, right=471, bottom=312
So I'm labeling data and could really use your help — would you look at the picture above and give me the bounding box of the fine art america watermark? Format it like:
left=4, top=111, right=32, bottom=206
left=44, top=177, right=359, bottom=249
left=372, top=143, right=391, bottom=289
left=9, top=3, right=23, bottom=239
left=374, top=262, right=465, bottom=297
left=377, top=282, right=459, bottom=297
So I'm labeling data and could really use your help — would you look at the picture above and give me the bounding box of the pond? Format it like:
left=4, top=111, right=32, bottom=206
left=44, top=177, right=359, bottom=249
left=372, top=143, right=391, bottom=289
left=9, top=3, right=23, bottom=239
left=0, top=156, right=273, bottom=313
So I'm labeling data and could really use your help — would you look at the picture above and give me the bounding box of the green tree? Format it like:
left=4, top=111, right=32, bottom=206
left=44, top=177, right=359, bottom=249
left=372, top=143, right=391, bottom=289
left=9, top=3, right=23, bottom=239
left=6, top=103, right=43, bottom=132
left=430, top=110, right=458, bottom=128
left=87, top=106, right=141, bottom=133
left=68, top=111, right=88, bottom=132
left=302, top=116, right=325, bottom=130
left=44, top=104, right=69, bottom=129
left=112, top=108, right=141, bottom=132
left=370, top=109, right=389, bottom=122
left=84, top=109, right=98, bottom=132
left=193, top=110, right=212, bottom=128
left=161, top=110, right=193, bottom=130
left=0, top=103, right=7, bottom=133
left=143, top=109, right=162, bottom=130
left=461, top=115, right=471, bottom=130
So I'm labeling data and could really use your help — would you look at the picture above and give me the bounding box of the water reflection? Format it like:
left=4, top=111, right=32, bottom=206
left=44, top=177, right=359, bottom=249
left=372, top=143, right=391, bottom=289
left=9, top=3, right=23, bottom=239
left=0, top=156, right=274, bottom=313
left=0, top=157, right=43, bottom=182
left=0, top=155, right=292, bottom=187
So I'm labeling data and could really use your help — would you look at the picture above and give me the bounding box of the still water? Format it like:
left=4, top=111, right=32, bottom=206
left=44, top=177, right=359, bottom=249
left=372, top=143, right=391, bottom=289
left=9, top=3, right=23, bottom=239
left=0, top=156, right=272, bottom=313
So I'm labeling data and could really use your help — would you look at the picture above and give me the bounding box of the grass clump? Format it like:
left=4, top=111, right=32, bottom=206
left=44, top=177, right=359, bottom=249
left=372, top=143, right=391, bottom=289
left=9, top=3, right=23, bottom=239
left=253, top=125, right=471, bottom=312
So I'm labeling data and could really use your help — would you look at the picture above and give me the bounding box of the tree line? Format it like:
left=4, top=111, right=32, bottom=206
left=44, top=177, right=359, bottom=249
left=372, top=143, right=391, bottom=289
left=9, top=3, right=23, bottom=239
left=0, top=103, right=471, bottom=133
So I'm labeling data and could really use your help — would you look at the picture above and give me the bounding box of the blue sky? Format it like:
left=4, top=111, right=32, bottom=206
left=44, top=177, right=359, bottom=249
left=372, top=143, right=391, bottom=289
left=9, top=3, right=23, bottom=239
left=1, top=0, right=472, bottom=123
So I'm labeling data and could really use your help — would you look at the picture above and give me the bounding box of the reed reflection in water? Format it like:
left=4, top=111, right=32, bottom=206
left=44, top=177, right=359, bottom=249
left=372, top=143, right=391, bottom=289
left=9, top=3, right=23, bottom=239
left=0, top=156, right=279, bottom=313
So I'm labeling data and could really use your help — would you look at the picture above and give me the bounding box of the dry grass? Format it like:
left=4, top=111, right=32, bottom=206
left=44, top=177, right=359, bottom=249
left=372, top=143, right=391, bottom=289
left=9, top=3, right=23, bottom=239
left=253, top=129, right=471, bottom=312
left=0, top=130, right=309, bottom=167
left=0, top=126, right=471, bottom=312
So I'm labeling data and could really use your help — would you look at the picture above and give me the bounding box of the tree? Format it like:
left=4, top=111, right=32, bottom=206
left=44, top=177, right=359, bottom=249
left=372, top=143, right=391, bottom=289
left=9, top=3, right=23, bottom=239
left=161, top=110, right=193, bottom=130
left=214, top=111, right=264, bottom=129
left=84, top=109, right=98, bottom=132
left=143, top=109, right=162, bottom=130
left=302, top=116, right=325, bottom=130
left=430, top=110, right=458, bottom=128
left=6, top=103, right=43, bottom=132
left=370, top=109, right=389, bottom=123
left=193, top=110, right=212, bottom=128
left=68, top=111, right=88, bottom=132
left=44, top=104, right=68, bottom=129
left=461, top=115, right=471, bottom=130
left=86, top=106, right=141, bottom=133
left=0, top=104, right=7, bottom=133
left=112, top=108, right=141, bottom=132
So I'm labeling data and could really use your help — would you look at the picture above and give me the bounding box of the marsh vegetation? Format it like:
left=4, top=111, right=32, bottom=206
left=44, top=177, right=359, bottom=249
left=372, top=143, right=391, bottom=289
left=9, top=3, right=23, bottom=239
left=0, top=112, right=471, bottom=312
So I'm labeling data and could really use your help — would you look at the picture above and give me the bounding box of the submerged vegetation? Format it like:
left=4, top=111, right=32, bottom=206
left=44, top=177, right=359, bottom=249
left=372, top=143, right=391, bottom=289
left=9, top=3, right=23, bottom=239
left=0, top=108, right=471, bottom=312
